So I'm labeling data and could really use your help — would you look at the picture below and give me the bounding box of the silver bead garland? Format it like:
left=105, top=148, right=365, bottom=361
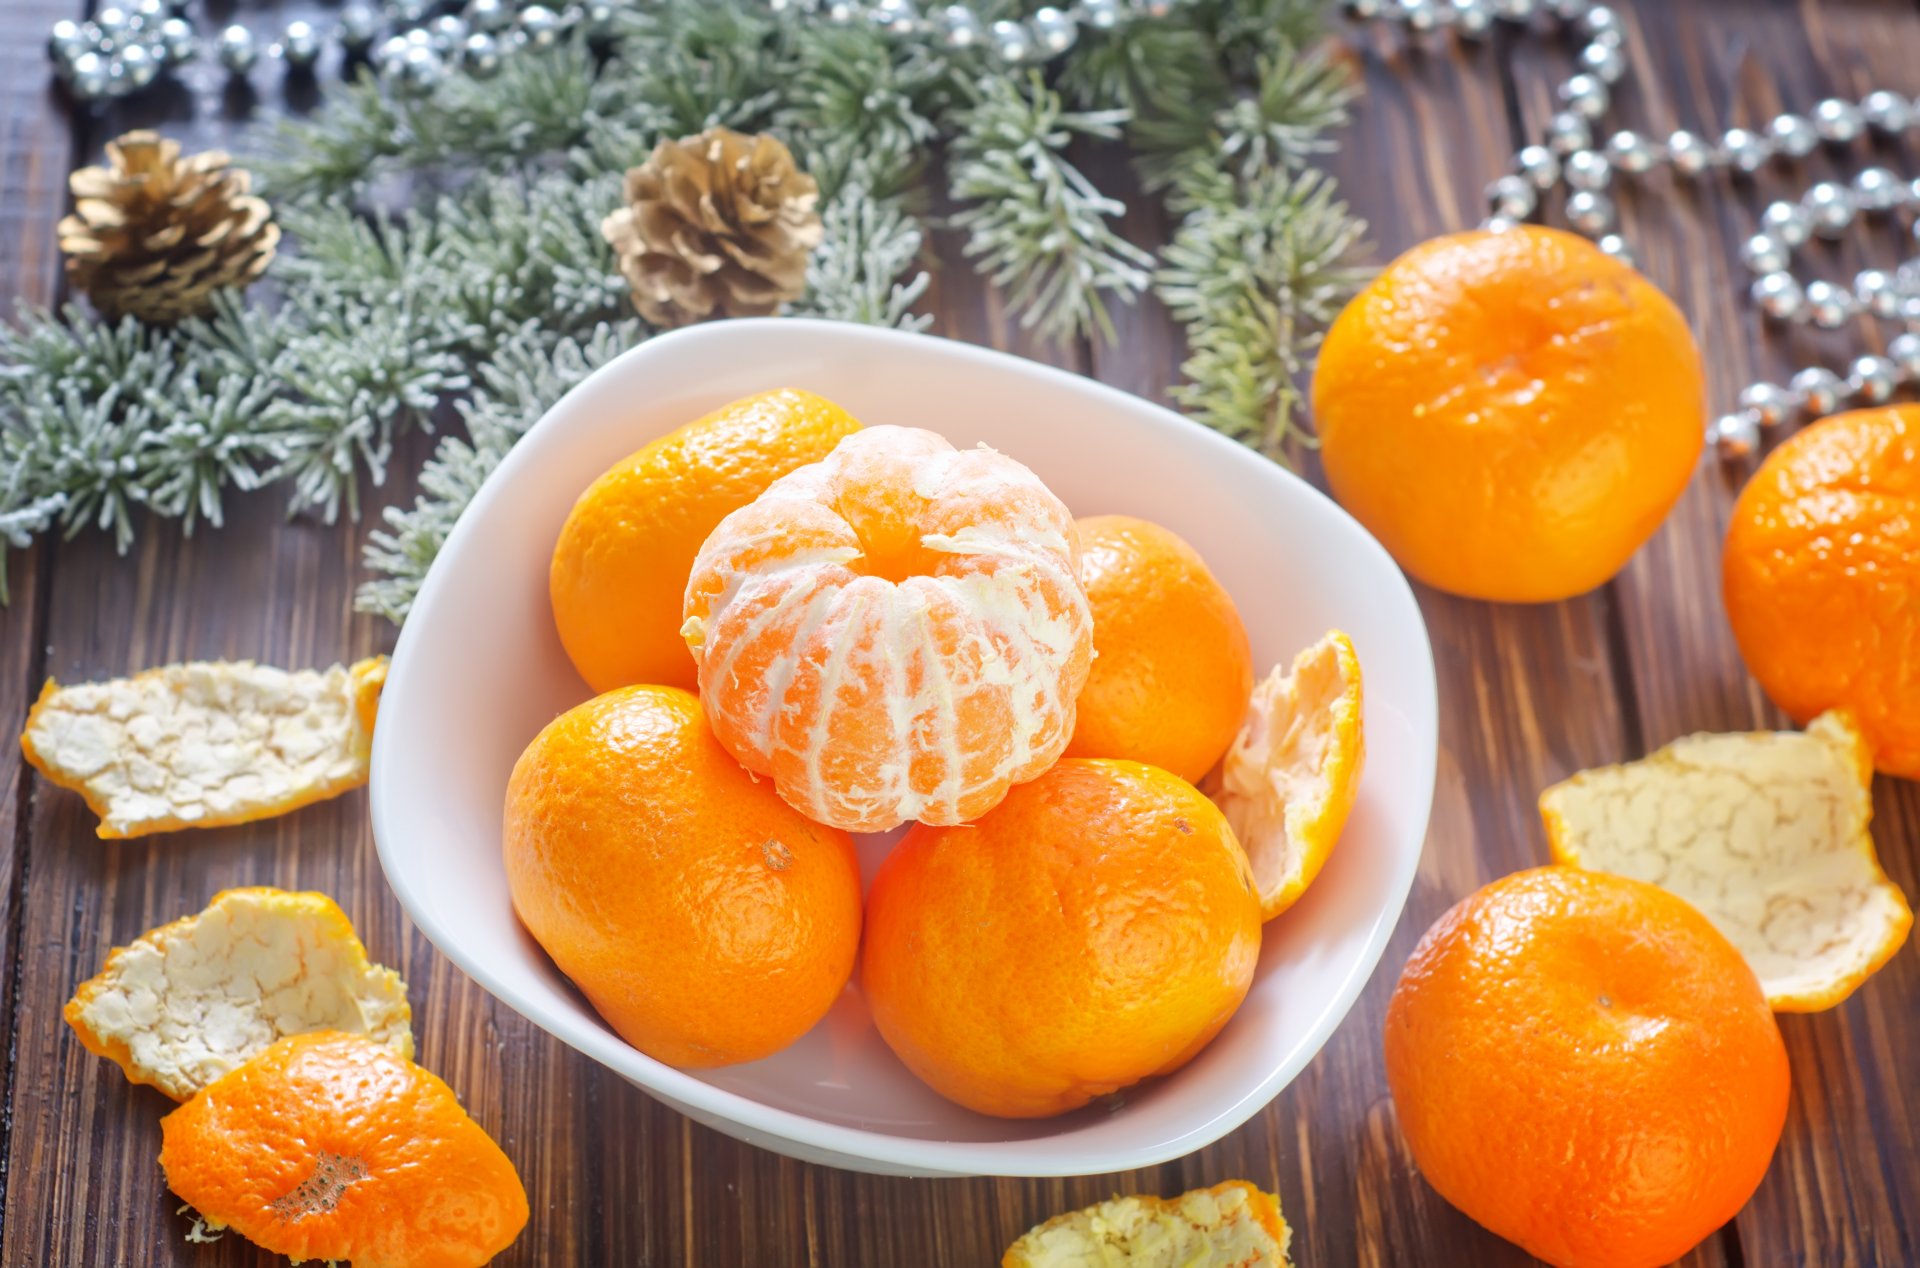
left=1342, top=0, right=1920, bottom=460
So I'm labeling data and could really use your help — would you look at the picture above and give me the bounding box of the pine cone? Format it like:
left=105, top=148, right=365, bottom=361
left=57, top=130, right=280, bottom=326
left=602, top=128, right=824, bottom=328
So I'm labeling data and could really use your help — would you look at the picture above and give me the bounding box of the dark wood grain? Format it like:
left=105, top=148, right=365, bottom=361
left=1, top=2, right=1916, bottom=1265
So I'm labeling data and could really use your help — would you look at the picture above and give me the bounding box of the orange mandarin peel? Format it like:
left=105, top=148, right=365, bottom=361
left=1003, top=1181, right=1292, bottom=1268
left=1542, top=710, right=1912, bottom=1012
left=1208, top=630, right=1365, bottom=920
left=682, top=423, right=1093, bottom=832
left=159, top=1030, right=528, bottom=1268
left=21, top=656, right=387, bottom=838
left=65, top=887, right=411, bottom=1101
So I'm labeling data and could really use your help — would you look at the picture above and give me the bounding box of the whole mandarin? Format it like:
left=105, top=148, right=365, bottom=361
left=1314, top=226, right=1705, bottom=602
left=504, top=685, right=862, bottom=1068
left=1384, top=867, right=1788, bottom=1268
left=1063, top=515, right=1254, bottom=784
left=549, top=388, right=861, bottom=693
left=1723, top=405, right=1920, bottom=778
left=862, top=758, right=1263, bottom=1118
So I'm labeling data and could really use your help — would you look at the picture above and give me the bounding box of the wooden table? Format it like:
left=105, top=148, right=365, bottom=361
left=2, top=2, right=1916, bottom=1264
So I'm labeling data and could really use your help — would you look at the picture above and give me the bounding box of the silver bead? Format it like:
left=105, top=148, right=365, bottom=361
left=517, top=5, right=561, bottom=47
left=1887, top=332, right=1920, bottom=381
left=1803, top=181, right=1854, bottom=239
left=1604, top=129, right=1658, bottom=173
left=387, top=0, right=432, bottom=20
left=1739, top=234, right=1788, bottom=276
left=869, top=0, right=920, bottom=36
left=95, top=7, right=131, bottom=44
left=1564, top=149, right=1610, bottom=191
left=580, top=0, right=616, bottom=40
left=1852, top=167, right=1900, bottom=213
left=1490, top=0, right=1534, bottom=19
left=823, top=1, right=864, bottom=21
left=1481, top=214, right=1520, bottom=234
left=1547, top=111, right=1592, bottom=156
left=1768, top=114, right=1818, bottom=158
left=47, top=19, right=88, bottom=66
left=464, top=0, right=511, bottom=33
left=339, top=5, right=381, bottom=52
left=1738, top=383, right=1795, bottom=429
left=1861, top=90, right=1912, bottom=134
left=1666, top=130, right=1714, bottom=176
left=215, top=23, right=257, bottom=74
left=991, top=18, right=1033, bottom=62
left=67, top=50, right=109, bottom=99
left=1486, top=174, right=1536, bottom=219
left=1848, top=354, right=1898, bottom=404
left=938, top=5, right=983, bottom=47
left=1751, top=272, right=1805, bottom=321
left=101, top=54, right=133, bottom=97
left=276, top=19, right=321, bottom=69
left=1578, top=41, right=1625, bottom=84
left=129, top=0, right=167, bottom=28
left=1451, top=0, right=1494, bottom=37
left=1791, top=367, right=1844, bottom=417
left=1720, top=127, right=1770, bottom=175
left=1076, top=0, right=1123, bottom=30
left=1710, top=413, right=1760, bottom=459
left=426, top=15, right=468, bottom=52
left=1761, top=200, right=1812, bottom=248
left=1577, top=4, right=1620, bottom=39
left=1517, top=144, right=1560, bottom=189
left=157, top=16, right=195, bottom=64
left=1399, top=0, right=1440, bottom=34
left=1343, top=0, right=1385, bottom=16
left=395, top=42, right=445, bottom=90
left=1565, top=189, right=1614, bottom=234
left=1595, top=232, right=1633, bottom=266
left=462, top=30, right=501, bottom=77
left=1558, top=73, right=1609, bottom=120
left=119, top=41, right=157, bottom=89
left=374, top=34, right=410, bottom=73
left=1803, top=279, right=1853, bottom=329
left=1028, top=6, right=1075, bottom=55
left=1544, top=0, right=1584, bottom=18
left=1813, top=98, right=1864, bottom=144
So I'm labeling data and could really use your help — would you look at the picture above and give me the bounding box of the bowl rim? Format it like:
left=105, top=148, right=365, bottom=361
left=371, top=317, right=1438, bottom=1176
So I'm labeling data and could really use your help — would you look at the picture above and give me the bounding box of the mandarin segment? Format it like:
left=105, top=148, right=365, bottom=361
left=549, top=387, right=862, bottom=694
left=20, top=656, right=387, bottom=838
left=1314, top=226, right=1705, bottom=602
left=65, top=887, right=411, bottom=1101
left=1384, top=868, right=1788, bottom=1268
left=1004, top=1181, right=1293, bottom=1268
left=1209, top=630, right=1365, bottom=921
left=1062, top=515, right=1254, bottom=784
left=683, top=424, right=1094, bottom=832
left=159, top=1031, right=528, bottom=1268
left=1722, top=405, right=1920, bottom=778
left=1542, top=710, right=1912, bottom=1011
left=861, top=759, right=1262, bottom=1118
left=503, top=685, right=862, bottom=1067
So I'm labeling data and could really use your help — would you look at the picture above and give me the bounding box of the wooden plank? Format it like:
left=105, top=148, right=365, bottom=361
left=1504, top=2, right=1920, bottom=1264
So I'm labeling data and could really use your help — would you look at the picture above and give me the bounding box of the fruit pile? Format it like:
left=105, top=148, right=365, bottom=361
left=506, top=388, right=1366, bottom=1117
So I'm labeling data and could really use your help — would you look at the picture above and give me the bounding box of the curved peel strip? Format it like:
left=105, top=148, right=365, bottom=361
left=65, top=887, right=412, bottom=1100
left=1002, top=1181, right=1293, bottom=1268
left=1541, top=710, right=1912, bottom=1012
left=1208, top=630, right=1365, bottom=921
left=21, top=656, right=387, bottom=838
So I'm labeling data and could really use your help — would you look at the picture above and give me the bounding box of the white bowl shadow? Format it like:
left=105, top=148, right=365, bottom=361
left=370, top=319, right=1438, bottom=1177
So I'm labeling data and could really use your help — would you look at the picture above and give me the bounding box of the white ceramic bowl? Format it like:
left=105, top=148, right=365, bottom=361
left=371, top=319, right=1437, bottom=1178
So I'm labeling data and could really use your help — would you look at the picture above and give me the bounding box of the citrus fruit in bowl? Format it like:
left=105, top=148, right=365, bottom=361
left=368, top=320, right=1438, bottom=1177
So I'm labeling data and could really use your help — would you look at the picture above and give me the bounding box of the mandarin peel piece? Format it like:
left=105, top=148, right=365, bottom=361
left=1003, top=1182, right=1293, bottom=1268
left=21, top=657, right=388, bottom=839
left=64, top=887, right=412, bottom=1101
left=159, top=1031, right=528, bottom=1268
left=683, top=424, right=1094, bottom=832
left=1541, top=710, right=1913, bottom=1012
left=1209, top=630, right=1366, bottom=921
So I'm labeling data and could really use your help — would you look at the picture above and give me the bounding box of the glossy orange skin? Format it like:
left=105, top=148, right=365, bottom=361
left=549, top=388, right=862, bottom=693
left=862, top=759, right=1263, bottom=1118
left=1314, top=227, right=1705, bottom=602
left=159, top=1031, right=528, bottom=1268
left=1723, top=406, right=1920, bottom=778
left=1062, top=516, right=1254, bottom=784
left=503, top=686, right=862, bottom=1067
left=1384, top=868, right=1788, bottom=1268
